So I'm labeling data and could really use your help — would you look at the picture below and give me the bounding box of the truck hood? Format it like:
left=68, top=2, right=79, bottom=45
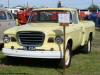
left=4, top=23, right=63, bottom=36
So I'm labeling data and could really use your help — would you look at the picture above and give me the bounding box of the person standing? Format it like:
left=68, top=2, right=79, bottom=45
left=88, top=10, right=99, bottom=27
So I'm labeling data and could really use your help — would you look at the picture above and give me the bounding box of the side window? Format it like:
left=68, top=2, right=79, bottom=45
left=72, top=11, right=78, bottom=24
left=7, top=12, right=13, bottom=20
left=0, top=11, right=7, bottom=20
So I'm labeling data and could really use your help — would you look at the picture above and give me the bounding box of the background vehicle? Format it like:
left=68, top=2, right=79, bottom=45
left=0, top=9, right=16, bottom=47
left=2, top=8, right=95, bottom=67
left=17, top=8, right=31, bottom=25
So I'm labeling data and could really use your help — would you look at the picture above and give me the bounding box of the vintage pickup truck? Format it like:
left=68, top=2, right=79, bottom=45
left=2, top=8, right=95, bottom=67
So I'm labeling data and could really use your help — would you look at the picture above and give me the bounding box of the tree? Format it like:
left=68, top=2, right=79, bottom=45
left=88, top=4, right=99, bottom=11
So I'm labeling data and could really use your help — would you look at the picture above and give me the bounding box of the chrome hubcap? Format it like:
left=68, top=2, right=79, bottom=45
left=65, top=49, right=70, bottom=66
left=88, top=40, right=91, bottom=52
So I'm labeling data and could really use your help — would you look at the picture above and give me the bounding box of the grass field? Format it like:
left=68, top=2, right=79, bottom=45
left=0, top=30, right=100, bottom=75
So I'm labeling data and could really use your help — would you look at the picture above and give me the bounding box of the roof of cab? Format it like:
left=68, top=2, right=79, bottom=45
left=32, top=8, right=76, bottom=11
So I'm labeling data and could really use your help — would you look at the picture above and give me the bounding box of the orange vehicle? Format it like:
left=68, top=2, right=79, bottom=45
left=78, top=11, right=89, bottom=20
left=98, top=12, right=100, bottom=18
left=18, top=9, right=100, bottom=25
left=17, top=8, right=31, bottom=25
left=17, top=9, right=60, bottom=25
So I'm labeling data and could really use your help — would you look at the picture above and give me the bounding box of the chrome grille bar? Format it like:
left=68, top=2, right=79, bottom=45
left=17, top=31, right=45, bottom=47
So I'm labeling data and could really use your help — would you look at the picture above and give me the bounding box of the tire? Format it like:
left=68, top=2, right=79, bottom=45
left=0, top=43, right=4, bottom=50
left=82, top=38, right=92, bottom=53
left=59, top=44, right=72, bottom=68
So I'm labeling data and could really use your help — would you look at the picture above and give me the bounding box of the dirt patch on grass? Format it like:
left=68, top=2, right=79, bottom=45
left=0, top=64, right=8, bottom=70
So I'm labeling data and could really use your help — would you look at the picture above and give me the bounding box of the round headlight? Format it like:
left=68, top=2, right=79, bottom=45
left=55, top=36, right=63, bottom=44
left=3, top=35, right=10, bottom=43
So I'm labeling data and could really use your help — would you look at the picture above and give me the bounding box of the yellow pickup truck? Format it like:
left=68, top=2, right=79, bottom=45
left=2, top=8, right=95, bottom=67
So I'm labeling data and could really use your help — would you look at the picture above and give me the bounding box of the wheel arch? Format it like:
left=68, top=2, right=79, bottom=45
left=66, top=38, right=73, bottom=49
left=89, top=32, right=93, bottom=41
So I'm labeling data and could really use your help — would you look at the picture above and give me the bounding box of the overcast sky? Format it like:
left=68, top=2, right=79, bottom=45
left=0, top=0, right=100, bottom=9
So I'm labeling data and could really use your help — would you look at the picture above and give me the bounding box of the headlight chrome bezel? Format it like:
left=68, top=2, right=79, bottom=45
left=3, top=35, right=10, bottom=43
left=55, top=36, right=63, bottom=44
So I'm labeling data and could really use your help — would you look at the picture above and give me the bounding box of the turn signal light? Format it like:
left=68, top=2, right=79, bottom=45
left=48, top=37, right=54, bottom=43
left=11, top=37, right=16, bottom=42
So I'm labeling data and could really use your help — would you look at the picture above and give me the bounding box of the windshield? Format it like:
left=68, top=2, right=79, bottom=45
left=28, top=10, right=72, bottom=23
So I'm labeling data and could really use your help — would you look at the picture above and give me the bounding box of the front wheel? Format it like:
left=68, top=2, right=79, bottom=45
left=59, top=44, right=72, bottom=68
left=0, top=43, right=4, bottom=50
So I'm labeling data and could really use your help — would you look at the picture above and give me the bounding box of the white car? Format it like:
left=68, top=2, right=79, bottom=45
left=0, top=9, right=16, bottom=48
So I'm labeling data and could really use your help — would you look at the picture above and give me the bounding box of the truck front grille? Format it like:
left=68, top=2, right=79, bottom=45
left=17, top=31, right=45, bottom=47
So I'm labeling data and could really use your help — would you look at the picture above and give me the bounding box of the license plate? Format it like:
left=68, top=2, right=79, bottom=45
left=24, top=46, right=35, bottom=51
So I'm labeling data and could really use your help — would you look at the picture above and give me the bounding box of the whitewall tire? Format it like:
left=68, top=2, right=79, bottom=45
left=59, top=44, right=72, bottom=68
left=82, top=39, right=92, bottom=53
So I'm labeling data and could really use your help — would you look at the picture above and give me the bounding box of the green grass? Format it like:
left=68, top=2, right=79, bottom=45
left=0, top=30, right=100, bottom=75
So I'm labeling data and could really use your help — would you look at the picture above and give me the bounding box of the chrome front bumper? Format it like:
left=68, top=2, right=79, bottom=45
left=2, top=48, right=63, bottom=59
